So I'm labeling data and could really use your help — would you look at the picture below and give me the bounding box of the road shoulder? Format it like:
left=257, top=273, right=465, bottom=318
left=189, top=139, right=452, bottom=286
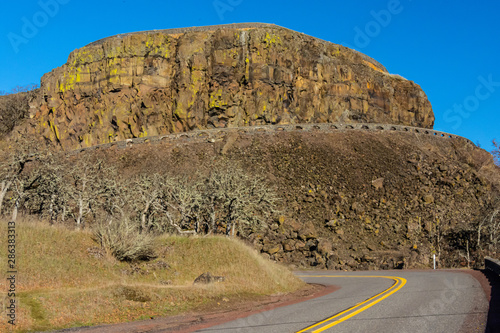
left=454, top=269, right=493, bottom=333
left=50, top=283, right=337, bottom=333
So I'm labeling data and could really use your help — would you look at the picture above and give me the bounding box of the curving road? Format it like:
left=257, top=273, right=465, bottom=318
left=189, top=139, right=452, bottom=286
left=197, top=270, right=488, bottom=333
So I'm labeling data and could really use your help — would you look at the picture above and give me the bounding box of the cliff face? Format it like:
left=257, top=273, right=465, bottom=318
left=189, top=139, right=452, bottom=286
left=30, top=23, right=434, bottom=149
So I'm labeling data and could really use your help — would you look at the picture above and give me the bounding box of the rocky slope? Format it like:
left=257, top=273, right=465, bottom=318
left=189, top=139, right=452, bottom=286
left=27, top=23, right=433, bottom=150
left=77, top=128, right=499, bottom=269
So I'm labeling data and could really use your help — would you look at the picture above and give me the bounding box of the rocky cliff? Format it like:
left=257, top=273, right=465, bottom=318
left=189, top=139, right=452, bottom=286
left=28, top=23, right=434, bottom=149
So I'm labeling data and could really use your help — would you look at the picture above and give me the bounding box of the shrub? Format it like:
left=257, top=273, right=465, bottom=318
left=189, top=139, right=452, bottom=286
left=93, top=219, right=157, bottom=261
left=0, top=84, right=38, bottom=138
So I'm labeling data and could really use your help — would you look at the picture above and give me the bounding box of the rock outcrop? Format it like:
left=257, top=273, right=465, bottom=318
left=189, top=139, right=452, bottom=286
left=28, top=23, right=434, bottom=149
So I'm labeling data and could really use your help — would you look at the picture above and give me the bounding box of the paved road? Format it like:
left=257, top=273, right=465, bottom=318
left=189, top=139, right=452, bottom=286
left=197, top=270, right=488, bottom=333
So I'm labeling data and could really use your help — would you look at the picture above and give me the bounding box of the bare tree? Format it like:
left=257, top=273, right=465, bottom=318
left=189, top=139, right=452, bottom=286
left=125, top=168, right=277, bottom=237
left=476, top=197, right=500, bottom=256
left=0, top=138, right=42, bottom=218
left=9, top=173, right=39, bottom=222
left=23, top=152, right=68, bottom=223
left=129, top=173, right=165, bottom=232
left=9, top=84, right=39, bottom=94
left=200, top=166, right=279, bottom=236
left=64, top=156, right=116, bottom=228
left=0, top=145, right=280, bottom=238
left=0, top=156, right=16, bottom=216
left=161, top=176, right=201, bottom=235
left=484, top=207, right=500, bottom=253
left=0, top=84, right=39, bottom=138
left=492, top=140, right=500, bottom=166
left=97, top=174, right=126, bottom=225
left=488, top=209, right=500, bottom=253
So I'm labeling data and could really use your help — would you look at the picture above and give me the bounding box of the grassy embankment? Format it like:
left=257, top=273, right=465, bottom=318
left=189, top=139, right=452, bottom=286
left=0, top=219, right=304, bottom=332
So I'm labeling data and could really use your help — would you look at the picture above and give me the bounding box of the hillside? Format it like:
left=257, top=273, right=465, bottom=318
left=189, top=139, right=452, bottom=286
left=0, top=221, right=304, bottom=332
left=56, top=125, right=499, bottom=269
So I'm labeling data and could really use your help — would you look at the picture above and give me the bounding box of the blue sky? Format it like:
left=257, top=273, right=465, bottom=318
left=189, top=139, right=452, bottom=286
left=1, top=0, right=499, bottom=152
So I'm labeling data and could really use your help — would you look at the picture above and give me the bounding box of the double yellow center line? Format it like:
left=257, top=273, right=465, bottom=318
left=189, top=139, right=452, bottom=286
left=296, top=275, right=407, bottom=332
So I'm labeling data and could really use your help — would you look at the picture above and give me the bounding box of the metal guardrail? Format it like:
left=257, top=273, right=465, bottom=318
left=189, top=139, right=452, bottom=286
left=485, top=257, right=500, bottom=275
left=68, top=122, right=473, bottom=155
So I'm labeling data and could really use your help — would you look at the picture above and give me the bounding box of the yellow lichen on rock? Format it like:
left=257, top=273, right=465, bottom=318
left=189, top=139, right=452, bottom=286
left=264, top=32, right=281, bottom=47
left=209, top=89, right=227, bottom=109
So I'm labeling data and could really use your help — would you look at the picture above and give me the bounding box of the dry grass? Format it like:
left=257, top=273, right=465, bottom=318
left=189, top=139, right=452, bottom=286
left=158, top=235, right=302, bottom=293
left=0, top=218, right=304, bottom=332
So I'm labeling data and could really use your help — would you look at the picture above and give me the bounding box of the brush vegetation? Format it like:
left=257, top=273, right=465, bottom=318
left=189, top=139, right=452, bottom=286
left=0, top=84, right=38, bottom=138
left=0, top=143, right=278, bottom=238
left=0, top=219, right=304, bottom=332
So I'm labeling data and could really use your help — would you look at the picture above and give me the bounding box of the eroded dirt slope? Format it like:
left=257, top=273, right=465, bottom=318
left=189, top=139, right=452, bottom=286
left=84, top=128, right=499, bottom=269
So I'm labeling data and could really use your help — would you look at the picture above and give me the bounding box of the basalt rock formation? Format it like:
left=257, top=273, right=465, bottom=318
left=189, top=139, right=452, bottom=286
left=28, top=23, right=434, bottom=150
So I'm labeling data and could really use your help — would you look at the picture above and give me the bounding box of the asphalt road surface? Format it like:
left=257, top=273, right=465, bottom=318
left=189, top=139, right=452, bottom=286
left=197, top=270, right=488, bottom=333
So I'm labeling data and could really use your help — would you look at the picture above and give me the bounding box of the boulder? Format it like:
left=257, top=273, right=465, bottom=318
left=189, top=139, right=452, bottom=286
left=262, top=243, right=281, bottom=255
left=371, top=177, right=384, bottom=190
left=423, top=194, right=434, bottom=204
left=298, top=222, right=317, bottom=240
left=285, top=218, right=302, bottom=232
left=193, top=272, right=225, bottom=284
left=317, top=239, right=333, bottom=255
left=282, top=239, right=296, bottom=252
